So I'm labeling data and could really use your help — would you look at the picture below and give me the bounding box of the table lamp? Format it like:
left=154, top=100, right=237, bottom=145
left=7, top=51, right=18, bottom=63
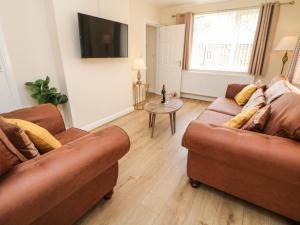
left=133, top=59, right=147, bottom=85
left=274, top=36, right=298, bottom=74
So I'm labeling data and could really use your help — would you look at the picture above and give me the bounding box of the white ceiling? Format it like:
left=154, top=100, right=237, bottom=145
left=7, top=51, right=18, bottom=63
left=146, top=0, right=230, bottom=7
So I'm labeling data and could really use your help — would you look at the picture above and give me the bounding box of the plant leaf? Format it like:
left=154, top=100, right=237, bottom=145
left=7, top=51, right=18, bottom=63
left=25, top=76, right=68, bottom=106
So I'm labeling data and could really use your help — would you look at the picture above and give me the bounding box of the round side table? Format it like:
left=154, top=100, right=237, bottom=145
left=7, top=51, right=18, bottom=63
left=144, top=99, right=183, bottom=138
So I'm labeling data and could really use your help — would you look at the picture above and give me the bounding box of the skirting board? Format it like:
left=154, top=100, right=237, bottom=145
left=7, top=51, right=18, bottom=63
left=181, top=93, right=216, bottom=102
left=80, top=106, right=134, bottom=131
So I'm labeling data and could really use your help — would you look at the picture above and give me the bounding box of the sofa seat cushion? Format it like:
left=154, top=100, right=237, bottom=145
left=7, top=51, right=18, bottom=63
left=55, top=128, right=89, bottom=145
left=197, top=110, right=233, bottom=126
left=207, top=97, right=242, bottom=116
left=1, top=104, right=66, bottom=135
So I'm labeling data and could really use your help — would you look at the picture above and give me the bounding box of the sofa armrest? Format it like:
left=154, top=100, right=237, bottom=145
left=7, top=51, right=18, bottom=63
left=182, top=121, right=300, bottom=185
left=225, top=83, right=248, bottom=99
left=0, top=125, right=130, bottom=225
left=1, top=104, right=65, bottom=135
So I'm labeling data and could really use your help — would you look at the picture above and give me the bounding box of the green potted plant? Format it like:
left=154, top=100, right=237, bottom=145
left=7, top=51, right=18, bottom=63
left=25, top=76, right=68, bottom=106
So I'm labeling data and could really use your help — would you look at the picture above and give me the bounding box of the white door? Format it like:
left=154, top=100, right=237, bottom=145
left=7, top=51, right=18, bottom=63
left=158, top=24, right=185, bottom=97
left=0, top=28, right=20, bottom=113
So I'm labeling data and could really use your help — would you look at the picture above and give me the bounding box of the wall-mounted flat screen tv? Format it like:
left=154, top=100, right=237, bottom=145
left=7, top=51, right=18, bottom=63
left=78, top=13, right=128, bottom=58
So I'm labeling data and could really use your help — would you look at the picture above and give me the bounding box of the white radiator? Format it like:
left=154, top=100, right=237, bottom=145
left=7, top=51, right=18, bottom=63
left=181, top=70, right=255, bottom=99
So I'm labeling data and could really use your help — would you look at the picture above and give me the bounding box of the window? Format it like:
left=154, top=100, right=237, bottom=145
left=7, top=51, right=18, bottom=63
left=190, top=8, right=260, bottom=73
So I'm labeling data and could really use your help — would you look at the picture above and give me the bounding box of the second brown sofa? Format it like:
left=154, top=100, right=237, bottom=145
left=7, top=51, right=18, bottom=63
left=182, top=83, right=300, bottom=222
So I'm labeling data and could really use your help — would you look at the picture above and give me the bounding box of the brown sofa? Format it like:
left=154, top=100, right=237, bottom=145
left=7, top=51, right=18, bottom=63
left=182, top=83, right=300, bottom=222
left=0, top=104, right=130, bottom=225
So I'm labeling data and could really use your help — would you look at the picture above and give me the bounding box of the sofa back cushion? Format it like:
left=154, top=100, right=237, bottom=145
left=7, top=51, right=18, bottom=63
left=264, top=93, right=300, bottom=140
left=1, top=104, right=66, bottom=135
left=0, top=129, right=27, bottom=176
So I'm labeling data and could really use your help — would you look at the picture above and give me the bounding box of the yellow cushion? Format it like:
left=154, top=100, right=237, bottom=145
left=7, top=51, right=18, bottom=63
left=224, top=107, right=259, bottom=129
left=234, top=84, right=257, bottom=106
left=4, top=118, right=61, bottom=153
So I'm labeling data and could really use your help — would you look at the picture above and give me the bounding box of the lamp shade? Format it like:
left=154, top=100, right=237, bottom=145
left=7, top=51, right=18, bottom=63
left=274, top=36, right=298, bottom=51
left=133, top=59, right=147, bottom=70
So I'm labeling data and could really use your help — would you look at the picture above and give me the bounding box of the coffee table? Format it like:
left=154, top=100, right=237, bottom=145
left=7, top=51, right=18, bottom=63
left=144, top=99, right=183, bottom=138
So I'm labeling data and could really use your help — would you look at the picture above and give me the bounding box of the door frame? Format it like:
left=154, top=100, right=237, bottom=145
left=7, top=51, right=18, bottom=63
left=0, top=24, right=21, bottom=110
left=145, top=21, right=160, bottom=95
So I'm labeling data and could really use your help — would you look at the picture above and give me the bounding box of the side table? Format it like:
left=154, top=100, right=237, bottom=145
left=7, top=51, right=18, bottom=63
left=133, top=83, right=149, bottom=110
left=144, top=99, right=183, bottom=138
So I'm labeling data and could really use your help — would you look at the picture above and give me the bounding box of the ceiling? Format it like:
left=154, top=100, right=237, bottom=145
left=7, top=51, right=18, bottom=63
left=145, top=0, right=230, bottom=7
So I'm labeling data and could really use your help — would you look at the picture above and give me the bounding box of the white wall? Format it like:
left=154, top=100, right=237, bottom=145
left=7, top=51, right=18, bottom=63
left=130, top=0, right=160, bottom=83
left=0, top=0, right=73, bottom=125
left=51, top=0, right=133, bottom=129
left=266, top=0, right=300, bottom=82
left=0, top=0, right=161, bottom=129
left=0, top=0, right=67, bottom=107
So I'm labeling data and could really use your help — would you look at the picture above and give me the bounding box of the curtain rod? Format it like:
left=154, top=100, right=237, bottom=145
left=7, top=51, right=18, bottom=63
left=171, top=0, right=295, bottom=17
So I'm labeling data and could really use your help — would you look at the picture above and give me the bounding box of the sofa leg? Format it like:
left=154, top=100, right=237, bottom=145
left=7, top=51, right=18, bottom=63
left=189, top=178, right=202, bottom=188
left=103, top=190, right=114, bottom=200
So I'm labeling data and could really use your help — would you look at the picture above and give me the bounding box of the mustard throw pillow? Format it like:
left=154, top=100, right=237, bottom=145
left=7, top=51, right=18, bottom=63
left=4, top=118, right=61, bottom=153
left=224, top=107, right=259, bottom=129
left=234, top=84, right=257, bottom=106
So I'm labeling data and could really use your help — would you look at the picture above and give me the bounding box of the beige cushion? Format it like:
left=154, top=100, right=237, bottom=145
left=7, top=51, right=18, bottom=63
left=265, top=80, right=300, bottom=104
left=242, top=88, right=266, bottom=112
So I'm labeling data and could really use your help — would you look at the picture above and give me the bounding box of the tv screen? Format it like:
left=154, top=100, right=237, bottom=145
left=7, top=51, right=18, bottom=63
left=78, top=13, right=128, bottom=58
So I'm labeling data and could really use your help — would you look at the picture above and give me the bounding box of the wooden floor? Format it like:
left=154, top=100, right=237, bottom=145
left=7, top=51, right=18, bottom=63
left=77, top=95, right=292, bottom=225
